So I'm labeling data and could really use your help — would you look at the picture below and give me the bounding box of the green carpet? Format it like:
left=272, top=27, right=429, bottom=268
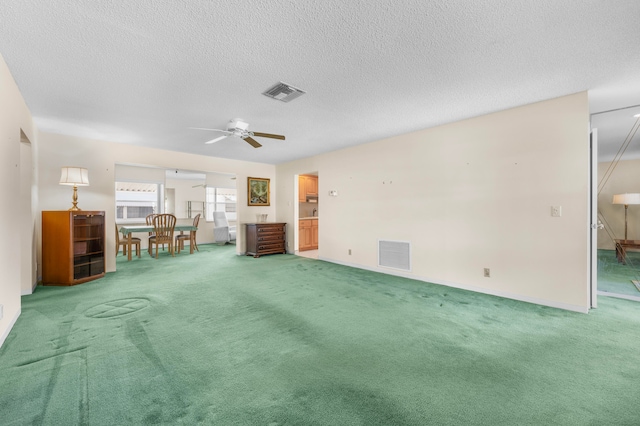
left=2, top=244, right=640, bottom=425
left=598, top=249, right=640, bottom=298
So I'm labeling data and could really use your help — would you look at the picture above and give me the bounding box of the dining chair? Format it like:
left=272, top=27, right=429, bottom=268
left=213, top=211, right=236, bottom=245
left=145, top=213, right=159, bottom=256
left=149, top=214, right=177, bottom=258
left=176, top=214, right=200, bottom=254
left=115, top=224, right=141, bottom=257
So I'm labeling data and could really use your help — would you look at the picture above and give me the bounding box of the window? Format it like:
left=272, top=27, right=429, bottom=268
left=116, top=182, right=163, bottom=223
left=206, top=187, right=237, bottom=222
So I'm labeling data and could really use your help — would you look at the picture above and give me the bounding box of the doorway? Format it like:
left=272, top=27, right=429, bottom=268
left=19, top=130, right=36, bottom=295
left=296, top=172, right=319, bottom=259
left=592, top=106, right=640, bottom=302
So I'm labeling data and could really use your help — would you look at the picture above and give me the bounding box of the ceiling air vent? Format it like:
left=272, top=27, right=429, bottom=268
left=262, top=82, right=306, bottom=103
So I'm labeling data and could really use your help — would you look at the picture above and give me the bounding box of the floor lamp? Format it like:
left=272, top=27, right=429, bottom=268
left=612, top=193, right=640, bottom=240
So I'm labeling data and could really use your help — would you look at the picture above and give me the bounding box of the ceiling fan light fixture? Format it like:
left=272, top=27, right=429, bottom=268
left=197, top=118, right=284, bottom=149
left=228, top=119, right=249, bottom=131
left=262, top=82, right=306, bottom=103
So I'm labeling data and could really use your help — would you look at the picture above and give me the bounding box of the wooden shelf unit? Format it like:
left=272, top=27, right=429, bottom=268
left=245, top=222, right=287, bottom=258
left=187, top=201, right=205, bottom=218
left=42, top=210, right=106, bottom=286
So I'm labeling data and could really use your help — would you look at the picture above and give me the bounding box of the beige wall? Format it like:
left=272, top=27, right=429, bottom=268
left=0, top=54, right=38, bottom=346
left=597, top=159, right=640, bottom=249
left=277, top=92, right=591, bottom=311
left=37, top=133, right=276, bottom=273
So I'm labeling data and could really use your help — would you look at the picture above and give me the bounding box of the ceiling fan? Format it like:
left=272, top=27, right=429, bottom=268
left=191, top=118, right=285, bottom=148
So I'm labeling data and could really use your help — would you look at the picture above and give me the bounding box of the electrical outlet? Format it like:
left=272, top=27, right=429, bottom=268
left=484, top=268, right=490, bottom=278
left=348, top=249, right=352, bottom=255
left=551, top=206, right=562, bottom=217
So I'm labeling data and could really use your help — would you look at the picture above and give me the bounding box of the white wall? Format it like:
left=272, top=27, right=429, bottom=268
left=0, top=54, right=38, bottom=347
left=165, top=178, right=205, bottom=219
left=277, top=92, right=590, bottom=312
left=115, top=164, right=166, bottom=182
left=597, top=159, right=640, bottom=249
left=37, top=133, right=276, bottom=273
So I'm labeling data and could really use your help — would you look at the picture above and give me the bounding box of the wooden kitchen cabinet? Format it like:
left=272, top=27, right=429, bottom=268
left=298, top=176, right=306, bottom=202
left=299, top=219, right=312, bottom=251
left=245, top=222, right=287, bottom=257
left=306, top=175, right=318, bottom=196
left=42, top=210, right=106, bottom=286
left=311, top=220, right=318, bottom=249
left=298, top=175, right=318, bottom=202
left=299, top=219, right=318, bottom=251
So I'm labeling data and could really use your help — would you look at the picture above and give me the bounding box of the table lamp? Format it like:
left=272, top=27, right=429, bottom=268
left=612, top=193, right=640, bottom=240
left=59, top=167, right=90, bottom=211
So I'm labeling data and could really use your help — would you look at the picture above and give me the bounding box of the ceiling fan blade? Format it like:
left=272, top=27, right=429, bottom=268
left=188, top=127, right=230, bottom=133
left=205, top=135, right=229, bottom=144
left=252, top=132, right=285, bottom=140
left=244, top=136, right=262, bottom=148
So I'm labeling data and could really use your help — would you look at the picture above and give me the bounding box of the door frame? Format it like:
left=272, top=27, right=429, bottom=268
left=589, top=128, right=598, bottom=308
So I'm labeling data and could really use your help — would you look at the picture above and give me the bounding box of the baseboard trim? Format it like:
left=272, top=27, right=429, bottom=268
left=0, top=308, right=21, bottom=349
left=598, top=290, right=640, bottom=302
left=21, top=281, right=38, bottom=296
left=318, top=256, right=589, bottom=314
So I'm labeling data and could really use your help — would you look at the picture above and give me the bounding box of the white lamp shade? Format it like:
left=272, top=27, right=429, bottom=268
left=612, top=193, right=640, bottom=205
left=59, top=167, right=89, bottom=186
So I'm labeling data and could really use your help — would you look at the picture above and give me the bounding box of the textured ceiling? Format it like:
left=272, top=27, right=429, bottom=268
left=1, top=0, right=640, bottom=164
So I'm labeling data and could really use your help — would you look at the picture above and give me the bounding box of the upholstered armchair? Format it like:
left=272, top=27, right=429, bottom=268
left=213, top=212, right=236, bottom=245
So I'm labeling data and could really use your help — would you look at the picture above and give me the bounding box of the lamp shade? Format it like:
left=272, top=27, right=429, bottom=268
left=59, top=167, right=89, bottom=186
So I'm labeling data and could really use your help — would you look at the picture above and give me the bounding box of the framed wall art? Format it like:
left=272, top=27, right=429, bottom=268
left=247, top=177, right=270, bottom=206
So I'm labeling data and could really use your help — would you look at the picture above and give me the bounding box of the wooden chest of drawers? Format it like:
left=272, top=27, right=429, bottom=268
left=245, top=222, right=287, bottom=258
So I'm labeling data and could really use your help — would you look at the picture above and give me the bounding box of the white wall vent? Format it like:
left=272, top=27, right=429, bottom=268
left=262, top=82, right=306, bottom=103
left=378, top=240, right=411, bottom=271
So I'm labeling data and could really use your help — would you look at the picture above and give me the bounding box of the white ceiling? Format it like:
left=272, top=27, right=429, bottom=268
left=1, top=1, right=640, bottom=164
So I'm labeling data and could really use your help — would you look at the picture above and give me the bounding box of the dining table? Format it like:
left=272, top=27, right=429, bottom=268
left=119, top=224, right=198, bottom=261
